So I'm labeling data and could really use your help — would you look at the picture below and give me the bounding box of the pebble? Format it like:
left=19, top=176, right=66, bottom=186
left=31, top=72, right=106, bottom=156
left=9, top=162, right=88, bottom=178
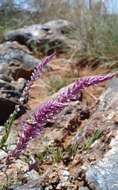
left=25, top=170, right=40, bottom=181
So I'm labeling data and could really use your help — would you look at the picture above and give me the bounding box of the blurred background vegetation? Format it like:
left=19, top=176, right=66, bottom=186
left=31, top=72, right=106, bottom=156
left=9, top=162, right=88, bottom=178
left=0, top=0, right=118, bottom=57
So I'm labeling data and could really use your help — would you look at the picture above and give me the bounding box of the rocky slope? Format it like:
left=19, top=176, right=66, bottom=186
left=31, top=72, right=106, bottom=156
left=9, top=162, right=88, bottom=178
left=0, top=20, right=118, bottom=190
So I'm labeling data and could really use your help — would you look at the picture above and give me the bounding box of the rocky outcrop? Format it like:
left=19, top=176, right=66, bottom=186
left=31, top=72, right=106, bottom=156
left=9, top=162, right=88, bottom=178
left=4, top=20, right=73, bottom=53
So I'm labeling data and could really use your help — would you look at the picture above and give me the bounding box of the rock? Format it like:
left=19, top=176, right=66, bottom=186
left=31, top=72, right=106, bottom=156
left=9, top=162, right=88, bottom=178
left=11, top=78, right=26, bottom=92
left=98, top=78, right=118, bottom=111
left=0, top=149, right=7, bottom=160
left=8, top=161, right=41, bottom=190
left=59, top=169, right=70, bottom=182
left=0, top=41, right=41, bottom=80
left=43, top=20, right=72, bottom=31
left=4, top=20, right=73, bottom=53
left=25, top=170, right=40, bottom=181
left=85, top=78, right=118, bottom=190
left=15, top=160, right=28, bottom=171
left=86, top=133, right=118, bottom=190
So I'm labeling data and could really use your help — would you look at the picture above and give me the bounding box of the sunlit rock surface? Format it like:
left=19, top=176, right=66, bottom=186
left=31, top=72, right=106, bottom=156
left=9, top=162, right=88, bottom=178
left=86, top=78, right=118, bottom=190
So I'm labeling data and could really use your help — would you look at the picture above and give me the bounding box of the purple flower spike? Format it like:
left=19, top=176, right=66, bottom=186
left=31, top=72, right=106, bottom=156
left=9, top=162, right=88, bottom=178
left=20, top=52, right=55, bottom=103
left=6, top=73, right=116, bottom=162
left=57, top=73, right=116, bottom=103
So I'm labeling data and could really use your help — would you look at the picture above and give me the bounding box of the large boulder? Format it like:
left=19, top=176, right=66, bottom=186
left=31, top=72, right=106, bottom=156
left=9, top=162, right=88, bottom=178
left=4, top=20, right=73, bottom=53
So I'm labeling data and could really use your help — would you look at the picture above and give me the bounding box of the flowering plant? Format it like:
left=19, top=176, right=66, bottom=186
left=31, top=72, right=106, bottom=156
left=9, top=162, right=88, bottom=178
left=6, top=72, right=116, bottom=162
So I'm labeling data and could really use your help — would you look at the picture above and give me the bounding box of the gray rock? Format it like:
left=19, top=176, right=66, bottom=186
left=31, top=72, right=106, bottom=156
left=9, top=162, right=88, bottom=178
left=86, top=134, right=118, bottom=190
left=85, top=78, right=118, bottom=190
left=4, top=20, right=72, bottom=53
left=11, top=78, right=26, bottom=92
left=0, top=149, right=7, bottom=160
left=0, top=41, right=41, bottom=80
left=98, top=78, right=118, bottom=111
left=25, top=170, right=40, bottom=181
left=43, top=20, right=72, bottom=30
